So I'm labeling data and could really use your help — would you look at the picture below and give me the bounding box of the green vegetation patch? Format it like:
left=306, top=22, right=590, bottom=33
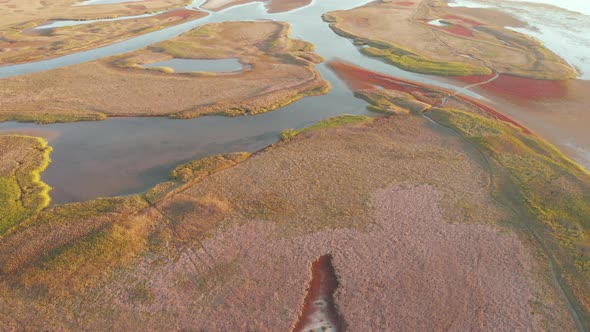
left=0, top=136, right=52, bottom=235
left=170, top=152, right=251, bottom=183
left=426, top=107, right=590, bottom=323
left=361, top=44, right=492, bottom=76
left=0, top=111, right=107, bottom=124
left=325, top=21, right=491, bottom=76
left=354, top=89, right=432, bottom=115
left=281, top=114, right=373, bottom=141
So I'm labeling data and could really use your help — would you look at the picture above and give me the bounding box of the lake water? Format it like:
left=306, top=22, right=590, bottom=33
left=143, top=58, right=245, bottom=73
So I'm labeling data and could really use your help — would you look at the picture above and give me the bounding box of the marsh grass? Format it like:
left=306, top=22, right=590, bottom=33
left=361, top=45, right=492, bottom=76
left=354, top=90, right=431, bottom=115
left=426, top=107, right=590, bottom=323
left=21, top=212, right=154, bottom=296
left=0, top=112, right=107, bottom=124
left=0, top=136, right=52, bottom=236
left=281, top=114, right=373, bottom=141
left=170, top=152, right=251, bottom=183
left=325, top=22, right=492, bottom=76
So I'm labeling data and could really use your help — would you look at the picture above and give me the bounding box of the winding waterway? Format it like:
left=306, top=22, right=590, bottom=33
left=0, top=0, right=588, bottom=204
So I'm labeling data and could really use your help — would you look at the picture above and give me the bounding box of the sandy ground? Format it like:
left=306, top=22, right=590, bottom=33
left=0, top=113, right=577, bottom=330
left=0, top=21, right=328, bottom=121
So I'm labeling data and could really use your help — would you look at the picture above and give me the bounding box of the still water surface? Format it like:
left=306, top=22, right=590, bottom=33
left=142, top=58, right=245, bottom=72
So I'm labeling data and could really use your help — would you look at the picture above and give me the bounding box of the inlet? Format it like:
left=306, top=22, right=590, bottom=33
left=292, top=254, right=346, bottom=332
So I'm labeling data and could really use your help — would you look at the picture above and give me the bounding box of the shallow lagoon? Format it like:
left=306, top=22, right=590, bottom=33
left=143, top=58, right=245, bottom=73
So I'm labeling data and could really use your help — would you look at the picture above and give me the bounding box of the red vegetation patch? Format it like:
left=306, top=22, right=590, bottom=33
left=444, top=14, right=483, bottom=27
left=441, top=24, right=473, bottom=37
left=329, top=60, right=442, bottom=99
left=329, top=60, right=532, bottom=134
left=455, top=74, right=569, bottom=100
